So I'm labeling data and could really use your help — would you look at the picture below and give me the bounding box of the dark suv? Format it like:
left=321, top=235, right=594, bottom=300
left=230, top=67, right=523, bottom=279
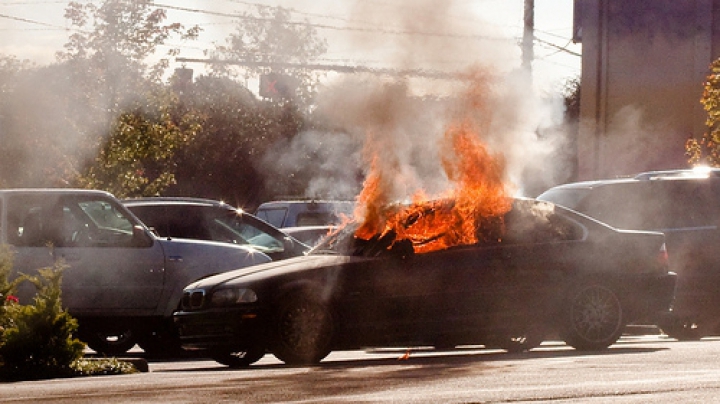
left=537, top=168, right=720, bottom=339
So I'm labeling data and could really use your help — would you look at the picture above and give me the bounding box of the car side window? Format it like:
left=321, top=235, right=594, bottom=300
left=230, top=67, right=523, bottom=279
left=7, top=195, right=137, bottom=248
left=502, top=203, right=583, bottom=244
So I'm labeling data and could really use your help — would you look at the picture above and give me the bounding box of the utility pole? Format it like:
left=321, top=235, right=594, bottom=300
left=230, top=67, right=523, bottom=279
left=522, top=0, right=535, bottom=72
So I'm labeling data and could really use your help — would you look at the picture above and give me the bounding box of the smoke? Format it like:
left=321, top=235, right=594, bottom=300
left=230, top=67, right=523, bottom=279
left=263, top=0, right=573, bottom=203
left=260, top=129, right=364, bottom=200
left=600, top=105, right=681, bottom=177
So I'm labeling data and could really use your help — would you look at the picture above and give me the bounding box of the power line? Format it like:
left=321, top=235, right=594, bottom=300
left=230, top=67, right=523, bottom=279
left=534, top=36, right=580, bottom=57
left=153, top=3, right=511, bottom=42
left=0, top=12, right=67, bottom=29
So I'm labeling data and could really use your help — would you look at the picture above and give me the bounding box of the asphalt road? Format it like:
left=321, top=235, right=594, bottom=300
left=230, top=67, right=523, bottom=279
left=3, top=334, right=720, bottom=403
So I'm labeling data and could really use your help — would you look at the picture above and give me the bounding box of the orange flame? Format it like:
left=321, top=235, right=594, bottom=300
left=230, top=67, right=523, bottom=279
left=355, top=120, right=511, bottom=254
left=354, top=70, right=512, bottom=254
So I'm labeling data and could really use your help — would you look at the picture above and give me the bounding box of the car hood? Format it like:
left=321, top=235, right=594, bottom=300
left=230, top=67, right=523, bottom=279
left=157, top=237, right=271, bottom=269
left=185, top=254, right=360, bottom=290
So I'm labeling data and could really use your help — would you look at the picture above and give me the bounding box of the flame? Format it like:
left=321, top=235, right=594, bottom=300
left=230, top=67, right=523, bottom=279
left=353, top=69, right=512, bottom=254
left=355, top=120, right=511, bottom=254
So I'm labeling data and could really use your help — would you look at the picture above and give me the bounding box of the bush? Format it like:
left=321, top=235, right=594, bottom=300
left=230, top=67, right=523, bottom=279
left=0, top=262, right=85, bottom=380
left=0, top=247, right=137, bottom=380
left=0, top=244, right=21, bottom=350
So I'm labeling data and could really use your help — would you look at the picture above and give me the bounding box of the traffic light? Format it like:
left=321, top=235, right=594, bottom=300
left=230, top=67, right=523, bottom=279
left=259, top=73, right=298, bottom=99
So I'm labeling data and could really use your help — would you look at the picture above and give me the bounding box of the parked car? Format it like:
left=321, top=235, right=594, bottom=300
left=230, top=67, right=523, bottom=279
left=0, top=189, right=272, bottom=356
left=123, top=197, right=310, bottom=261
left=537, top=168, right=720, bottom=340
left=174, top=198, right=676, bottom=367
left=254, top=200, right=355, bottom=228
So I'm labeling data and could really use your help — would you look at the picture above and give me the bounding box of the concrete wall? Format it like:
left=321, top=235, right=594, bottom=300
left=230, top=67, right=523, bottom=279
left=576, top=0, right=717, bottom=180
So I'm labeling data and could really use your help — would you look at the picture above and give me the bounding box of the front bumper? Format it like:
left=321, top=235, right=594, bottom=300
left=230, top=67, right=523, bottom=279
left=173, top=306, right=267, bottom=350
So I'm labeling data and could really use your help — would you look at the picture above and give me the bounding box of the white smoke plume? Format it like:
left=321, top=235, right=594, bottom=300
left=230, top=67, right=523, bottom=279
left=261, top=0, right=572, bottom=200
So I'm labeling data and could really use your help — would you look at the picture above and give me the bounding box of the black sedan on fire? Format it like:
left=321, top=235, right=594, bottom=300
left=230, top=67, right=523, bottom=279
left=173, top=198, right=676, bottom=367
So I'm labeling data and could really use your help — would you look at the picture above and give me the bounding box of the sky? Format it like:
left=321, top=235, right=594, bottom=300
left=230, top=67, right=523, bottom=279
left=0, top=0, right=580, bottom=93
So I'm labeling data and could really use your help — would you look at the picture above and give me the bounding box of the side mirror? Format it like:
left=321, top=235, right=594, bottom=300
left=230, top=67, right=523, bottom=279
left=132, top=225, right=154, bottom=248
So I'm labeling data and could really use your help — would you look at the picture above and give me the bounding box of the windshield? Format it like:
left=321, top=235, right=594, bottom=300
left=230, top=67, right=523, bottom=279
left=212, top=211, right=286, bottom=254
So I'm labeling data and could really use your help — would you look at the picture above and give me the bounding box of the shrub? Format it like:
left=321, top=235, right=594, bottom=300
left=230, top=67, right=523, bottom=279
left=0, top=247, right=137, bottom=380
left=0, top=244, right=20, bottom=350
left=0, top=261, right=85, bottom=380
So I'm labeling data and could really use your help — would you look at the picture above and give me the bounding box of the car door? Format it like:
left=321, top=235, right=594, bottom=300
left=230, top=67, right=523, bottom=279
left=7, top=193, right=166, bottom=314
left=433, top=203, right=581, bottom=336
left=335, top=250, right=451, bottom=345
left=4, top=197, right=56, bottom=304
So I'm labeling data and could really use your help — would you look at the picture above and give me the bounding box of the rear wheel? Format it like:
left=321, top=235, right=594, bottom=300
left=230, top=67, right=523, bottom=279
left=210, top=346, right=266, bottom=368
left=271, top=294, right=334, bottom=365
left=562, top=282, right=624, bottom=351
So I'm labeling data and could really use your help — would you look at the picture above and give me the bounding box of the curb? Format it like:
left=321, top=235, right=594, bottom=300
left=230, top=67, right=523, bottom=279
left=122, top=358, right=149, bottom=372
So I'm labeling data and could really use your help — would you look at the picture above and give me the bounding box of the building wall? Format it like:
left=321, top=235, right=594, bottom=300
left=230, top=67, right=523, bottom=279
left=576, top=0, right=717, bottom=180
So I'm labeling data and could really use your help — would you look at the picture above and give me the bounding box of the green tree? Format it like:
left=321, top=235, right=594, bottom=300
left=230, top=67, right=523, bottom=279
left=59, top=0, right=200, bottom=82
left=210, top=6, right=327, bottom=106
left=0, top=1, right=201, bottom=190
left=688, top=58, right=720, bottom=166
left=74, top=85, right=202, bottom=198
left=563, top=76, right=580, bottom=182
left=56, top=0, right=203, bottom=195
left=169, top=75, right=305, bottom=205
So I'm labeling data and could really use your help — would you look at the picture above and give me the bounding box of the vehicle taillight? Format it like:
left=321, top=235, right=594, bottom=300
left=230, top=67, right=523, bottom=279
left=658, top=243, right=669, bottom=267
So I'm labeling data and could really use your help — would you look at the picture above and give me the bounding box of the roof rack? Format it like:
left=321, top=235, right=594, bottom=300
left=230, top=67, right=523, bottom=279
left=633, top=167, right=720, bottom=180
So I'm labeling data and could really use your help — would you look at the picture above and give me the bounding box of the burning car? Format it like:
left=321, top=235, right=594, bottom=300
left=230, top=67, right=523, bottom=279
left=173, top=198, right=676, bottom=367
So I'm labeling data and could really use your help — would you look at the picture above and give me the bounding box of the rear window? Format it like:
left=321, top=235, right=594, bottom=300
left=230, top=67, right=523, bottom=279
left=255, top=207, right=288, bottom=228
left=296, top=212, right=338, bottom=227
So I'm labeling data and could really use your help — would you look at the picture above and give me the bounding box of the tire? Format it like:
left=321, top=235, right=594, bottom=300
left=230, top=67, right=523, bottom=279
left=562, top=282, right=624, bottom=351
left=270, top=293, right=334, bottom=365
left=660, top=320, right=703, bottom=341
left=83, top=328, right=137, bottom=356
left=210, top=346, right=266, bottom=368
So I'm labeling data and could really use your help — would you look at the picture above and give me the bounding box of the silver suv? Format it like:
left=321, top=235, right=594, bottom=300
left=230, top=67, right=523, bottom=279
left=1, top=189, right=271, bottom=355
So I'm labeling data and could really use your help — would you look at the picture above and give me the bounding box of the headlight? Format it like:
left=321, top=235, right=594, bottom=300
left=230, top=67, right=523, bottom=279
left=210, top=288, right=258, bottom=306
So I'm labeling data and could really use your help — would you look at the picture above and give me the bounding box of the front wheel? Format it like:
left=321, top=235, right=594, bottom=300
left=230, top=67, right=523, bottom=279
left=82, top=328, right=137, bottom=356
left=562, top=282, right=624, bottom=351
left=270, top=293, right=334, bottom=365
left=210, top=346, right=266, bottom=368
